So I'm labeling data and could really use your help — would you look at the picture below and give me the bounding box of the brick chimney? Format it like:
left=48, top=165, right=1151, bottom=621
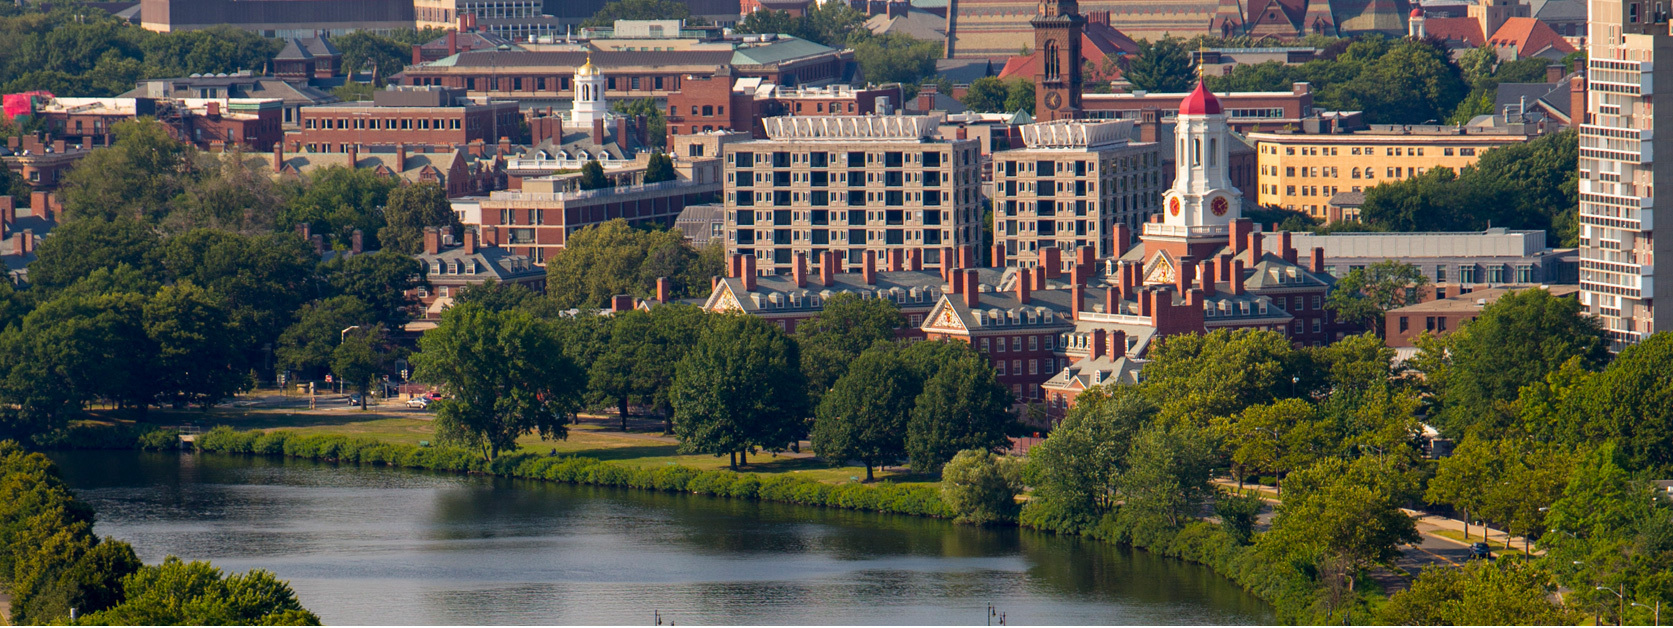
left=907, top=248, right=922, bottom=271
left=351, top=229, right=364, bottom=254
left=1175, top=257, right=1195, bottom=296
left=1279, top=231, right=1296, bottom=264
left=962, top=269, right=979, bottom=307
left=1017, top=271, right=1031, bottom=304
left=499, top=136, right=511, bottom=156
left=656, top=277, right=671, bottom=303
left=462, top=230, right=477, bottom=254
left=346, top=143, right=358, bottom=166
left=1089, top=328, right=1106, bottom=360
left=1104, top=286, right=1118, bottom=314
left=793, top=252, right=807, bottom=288
left=612, top=295, right=635, bottom=312
left=1071, top=282, right=1084, bottom=320
left=396, top=143, right=407, bottom=168
left=1231, top=259, right=1246, bottom=295
left=887, top=249, right=903, bottom=272
left=742, top=255, right=757, bottom=291
left=1571, top=74, right=1587, bottom=126
left=423, top=226, right=440, bottom=255
left=1311, top=247, right=1326, bottom=274
left=1075, top=246, right=1095, bottom=284
left=20, top=229, right=32, bottom=255
left=297, top=222, right=311, bottom=241
left=311, top=234, right=325, bottom=254
left=412, top=44, right=423, bottom=66
left=592, top=119, right=605, bottom=146
left=272, top=143, right=284, bottom=173
left=1138, top=287, right=1152, bottom=317
left=1231, top=218, right=1252, bottom=254
left=957, top=244, right=974, bottom=270
left=1199, top=260, right=1216, bottom=297
left=1109, top=330, right=1127, bottom=358
left=728, top=253, right=742, bottom=278
left=1041, top=247, right=1062, bottom=279
left=991, top=244, right=1006, bottom=268
left=1218, top=253, right=1233, bottom=285
left=940, top=246, right=955, bottom=279
left=0, top=196, right=13, bottom=227
left=447, top=29, right=458, bottom=56
left=206, top=101, right=220, bottom=118
left=862, top=250, right=877, bottom=285
left=1246, top=230, right=1263, bottom=262
left=1031, top=266, right=1047, bottom=291
left=30, top=192, right=46, bottom=218
left=1547, top=63, right=1564, bottom=83
left=820, top=250, right=836, bottom=286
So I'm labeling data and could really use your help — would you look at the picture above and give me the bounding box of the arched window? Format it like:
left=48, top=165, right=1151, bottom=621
left=1209, top=138, right=1218, bottom=166
left=1192, top=138, right=1202, bottom=166
left=1044, top=40, right=1060, bottom=80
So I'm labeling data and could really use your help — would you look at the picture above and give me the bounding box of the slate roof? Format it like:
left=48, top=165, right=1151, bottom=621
left=1423, top=16, right=1485, bottom=45
left=1496, top=78, right=1575, bottom=122
left=416, top=244, right=544, bottom=283
left=1530, top=0, right=1585, bottom=21
left=865, top=8, right=950, bottom=41
left=275, top=37, right=340, bottom=61
left=1043, top=354, right=1143, bottom=391
left=705, top=269, right=964, bottom=315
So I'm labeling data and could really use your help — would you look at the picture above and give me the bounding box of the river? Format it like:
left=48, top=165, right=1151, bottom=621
left=49, top=451, right=1273, bottom=626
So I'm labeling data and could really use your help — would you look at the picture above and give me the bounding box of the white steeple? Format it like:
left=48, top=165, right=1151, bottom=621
left=1161, top=77, right=1242, bottom=229
left=571, top=54, right=608, bottom=127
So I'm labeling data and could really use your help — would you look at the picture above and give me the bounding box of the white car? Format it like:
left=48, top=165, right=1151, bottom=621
left=406, top=397, right=431, bottom=409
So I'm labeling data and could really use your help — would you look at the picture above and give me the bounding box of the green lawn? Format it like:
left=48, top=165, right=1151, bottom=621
left=1425, top=527, right=1532, bottom=558
left=128, top=408, right=937, bottom=486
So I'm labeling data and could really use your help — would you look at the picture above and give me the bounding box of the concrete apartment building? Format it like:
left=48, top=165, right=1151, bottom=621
left=721, top=115, right=984, bottom=276
left=1577, top=0, right=1665, bottom=348
left=1248, top=115, right=1558, bottom=218
left=288, top=87, right=521, bottom=153
left=991, top=119, right=1165, bottom=267
left=1290, top=228, right=1578, bottom=299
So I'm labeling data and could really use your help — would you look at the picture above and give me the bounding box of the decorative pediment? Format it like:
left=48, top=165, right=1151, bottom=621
left=1144, top=251, right=1177, bottom=285
left=710, top=284, right=745, bottom=312
left=922, top=298, right=968, bottom=333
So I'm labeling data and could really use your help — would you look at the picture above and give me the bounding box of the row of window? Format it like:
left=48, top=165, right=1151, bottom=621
left=998, top=219, right=1098, bottom=238
left=735, top=228, right=952, bottom=246
left=731, top=170, right=953, bottom=187
left=994, top=358, right=1061, bottom=378
left=733, top=189, right=968, bottom=207
left=733, top=150, right=955, bottom=168
left=1265, top=144, right=1480, bottom=157
left=304, top=116, right=466, bottom=131
left=735, top=209, right=960, bottom=226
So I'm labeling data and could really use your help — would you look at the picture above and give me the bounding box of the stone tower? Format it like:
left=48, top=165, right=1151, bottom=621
left=1031, top=0, right=1084, bottom=121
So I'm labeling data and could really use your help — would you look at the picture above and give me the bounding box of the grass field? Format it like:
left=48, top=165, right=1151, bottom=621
left=129, top=406, right=936, bottom=486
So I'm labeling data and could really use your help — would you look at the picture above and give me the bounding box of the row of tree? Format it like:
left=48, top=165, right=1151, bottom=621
left=0, top=441, right=318, bottom=624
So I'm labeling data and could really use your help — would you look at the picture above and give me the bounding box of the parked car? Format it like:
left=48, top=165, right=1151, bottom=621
left=406, top=397, right=431, bottom=409
left=347, top=393, right=364, bottom=405
left=1469, top=542, right=1492, bottom=560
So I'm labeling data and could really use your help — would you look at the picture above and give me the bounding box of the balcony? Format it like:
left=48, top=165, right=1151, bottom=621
left=1142, top=223, right=1232, bottom=238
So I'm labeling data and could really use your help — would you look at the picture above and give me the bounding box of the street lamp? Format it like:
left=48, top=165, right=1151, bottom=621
left=1599, top=586, right=1627, bottom=626
left=1634, top=601, right=1661, bottom=626
left=337, top=326, right=360, bottom=395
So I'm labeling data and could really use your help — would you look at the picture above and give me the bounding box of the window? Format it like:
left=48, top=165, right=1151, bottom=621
left=1012, top=336, right=1022, bottom=352
left=1399, top=316, right=1409, bottom=332
left=981, top=338, right=990, bottom=352
left=1029, top=336, right=1039, bottom=351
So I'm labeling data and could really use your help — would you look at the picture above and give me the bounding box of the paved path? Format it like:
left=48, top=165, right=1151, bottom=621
left=1, top=588, right=11, bottom=626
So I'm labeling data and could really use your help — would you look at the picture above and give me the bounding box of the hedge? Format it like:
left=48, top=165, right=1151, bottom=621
left=188, top=426, right=955, bottom=518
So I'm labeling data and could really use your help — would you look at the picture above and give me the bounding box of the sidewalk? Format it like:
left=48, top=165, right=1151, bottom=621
left=1213, top=478, right=1543, bottom=556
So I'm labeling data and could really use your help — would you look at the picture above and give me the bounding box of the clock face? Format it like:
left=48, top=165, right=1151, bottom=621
left=1044, top=91, right=1063, bottom=111
left=1211, top=196, right=1230, bottom=216
left=1168, top=196, right=1181, bottom=216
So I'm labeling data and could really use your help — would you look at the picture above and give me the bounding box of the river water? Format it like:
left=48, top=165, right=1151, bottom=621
left=49, top=451, right=1273, bottom=626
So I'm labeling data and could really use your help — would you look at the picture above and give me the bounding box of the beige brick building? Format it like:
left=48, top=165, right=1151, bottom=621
left=721, top=115, right=984, bottom=275
left=992, top=120, right=1165, bottom=266
left=1248, top=117, right=1555, bottom=218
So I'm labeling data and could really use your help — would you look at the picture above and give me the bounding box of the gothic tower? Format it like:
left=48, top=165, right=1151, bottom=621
left=1032, top=0, right=1083, bottom=121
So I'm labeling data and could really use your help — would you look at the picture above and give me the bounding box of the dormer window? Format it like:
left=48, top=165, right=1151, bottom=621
left=1258, top=300, right=1269, bottom=315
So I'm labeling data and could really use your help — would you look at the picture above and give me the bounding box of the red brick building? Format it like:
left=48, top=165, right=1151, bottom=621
left=1, top=135, right=93, bottom=191
left=289, top=86, right=520, bottom=153
left=23, top=97, right=285, bottom=151
left=1082, top=82, right=1317, bottom=133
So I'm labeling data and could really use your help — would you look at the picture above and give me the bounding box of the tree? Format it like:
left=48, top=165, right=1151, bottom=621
left=1357, top=130, right=1579, bottom=245
left=1117, top=423, right=1217, bottom=532
left=849, top=33, right=941, bottom=86
left=1344, top=38, right=1468, bottom=124
left=940, top=449, right=1024, bottom=525
left=643, top=152, right=676, bottom=183
left=669, top=314, right=808, bottom=469
left=1020, top=388, right=1152, bottom=532
left=578, top=160, right=610, bottom=191
left=279, top=166, right=398, bottom=250
left=1216, top=398, right=1323, bottom=492
left=1125, top=37, right=1193, bottom=93
left=1569, top=332, right=1673, bottom=470
left=581, top=0, right=694, bottom=27
left=59, top=118, right=196, bottom=222
left=961, top=77, right=1011, bottom=113
left=0, top=290, right=152, bottom=432
left=144, top=281, right=243, bottom=408
left=1325, top=260, right=1428, bottom=336
left=613, top=99, right=668, bottom=150
left=795, top=293, right=904, bottom=407
left=78, top=557, right=319, bottom=626
left=811, top=344, right=916, bottom=481
left=411, top=303, right=583, bottom=461
left=332, top=31, right=411, bottom=77
left=158, top=229, right=318, bottom=363
left=545, top=219, right=708, bottom=309
left=1261, top=456, right=1420, bottom=592
left=318, top=249, right=427, bottom=328
left=380, top=182, right=462, bottom=254
left=1002, top=79, right=1036, bottom=115
left=27, top=217, right=162, bottom=291
left=906, top=349, right=1015, bottom=473
left=334, top=325, right=390, bottom=409
left=452, top=280, right=563, bottom=318
left=1215, top=490, right=1264, bottom=544
left=1140, top=328, right=1304, bottom=425
left=1377, top=559, right=1575, bottom=626
left=169, top=150, right=286, bottom=235
left=1426, top=288, right=1608, bottom=437
left=277, top=296, right=377, bottom=378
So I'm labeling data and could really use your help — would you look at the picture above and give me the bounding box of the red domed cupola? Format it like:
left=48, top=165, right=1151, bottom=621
left=1179, top=80, right=1221, bottom=116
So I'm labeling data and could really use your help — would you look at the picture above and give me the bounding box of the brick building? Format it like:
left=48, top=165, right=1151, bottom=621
left=289, top=86, right=521, bottom=153
left=138, top=0, right=416, bottom=36
left=407, top=226, right=545, bottom=326
left=1383, top=285, right=1581, bottom=348
left=721, top=115, right=985, bottom=276
left=1082, top=82, right=1318, bottom=133
left=991, top=119, right=1165, bottom=266
left=24, top=97, right=285, bottom=152
left=125, top=72, right=339, bottom=129
left=0, top=136, right=93, bottom=191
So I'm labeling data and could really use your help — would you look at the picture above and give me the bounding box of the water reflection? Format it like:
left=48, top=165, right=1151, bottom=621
left=50, top=451, right=1272, bottom=626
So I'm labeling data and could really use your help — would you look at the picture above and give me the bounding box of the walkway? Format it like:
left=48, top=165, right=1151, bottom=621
left=1, top=588, right=10, bottom=626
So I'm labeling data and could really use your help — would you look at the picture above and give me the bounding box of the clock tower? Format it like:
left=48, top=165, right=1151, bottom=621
left=1032, top=0, right=1083, bottom=121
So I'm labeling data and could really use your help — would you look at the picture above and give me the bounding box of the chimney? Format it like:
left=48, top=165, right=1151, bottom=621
left=1232, top=259, right=1246, bottom=295
left=351, top=229, right=364, bottom=254
left=20, top=229, right=32, bottom=255
left=1199, top=260, right=1216, bottom=297
left=962, top=269, right=979, bottom=307
left=611, top=295, right=635, bottom=313
left=412, top=44, right=423, bottom=66
left=592, top=119, right=606, bottom=146
left=346, top=143, right=358, bottom=166
left=311, top=234, right=325, bottom=254
left=30, top=192, right=47, bottom=217
left=1031, top=266, right=1047, bottom=291
left=9, top=232, right=21, bottom=256
left=1075, top=246, right=1095, bottom=284
left=447, top=29, right=458, bottom=56
left=1089, top=328, right=1106, bottom=360
left=424, top=226, right=441, bottom=255
left=991, top=244, right=1006, bottom=268
left=742, top=255, right=757, bottom=291
left=1218, top=253, right=1233, bottom=285
left=887, top=249, right=904, bottom=272
left=272, top=143, right=284, bottom=173
left=1547, top=63, right=1564, bottom=83
left=820, top=250, right=836, bottom=286
left=396, top=143, right=407, bottom=167
left=711, top=275, right=721, bottom=292
left=1109, top=330, right=1127, bottom=358
left=0, top=196, right=13, bottom=226
left=297, top=222, right=311, bottom=241
left=1247, top=230, right=1263, bottom=262
left=940, top=246, right=955, bottom=279
left=862, top=250, right=876, bottom=285
left=1071, top=282, right=1084, bottom=320
left=1017, top=272, right=1032, bottom=304
left=908, top=248, right=922, bottom=271
left=1175, top=257, right=1195, bottom=296
left=793, top=252, right=808, bottom=288
left=1571, top=74, right=1587, bottom=126
left=1280, top=231, right=1296, bottom=264
left=206, top=101, right=220, bottom=118
left=656, top=277, right=671, bottom=303
left=1139, top=287, right=1153, bottom=317
left=956, top=244, right=973, bottom=270
left=1231, top=218, right=1253, bottom=254
left=727, top=253, right=742, bottom=278
left=1311, top=247, right=1326, bottom=274
left=463, top=230, right=477, bottom=254
left=1104, top=286, right=1118, bottom=314
left=1041, top=247, right=1062, bottom=279
left=499, top=136, right=511, bottom=156
left=950, top=267, right=964, bottom=295
left=616, top=118, right=630, bottom=148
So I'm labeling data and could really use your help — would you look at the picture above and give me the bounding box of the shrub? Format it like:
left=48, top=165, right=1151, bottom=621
left=939, top=449, right=1023, bottom=525
left=136, top=429, right=181, bottom=451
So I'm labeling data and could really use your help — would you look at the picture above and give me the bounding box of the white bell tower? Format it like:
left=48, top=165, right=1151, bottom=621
left=571, top=54, right=609, bottom=127
left=1161, top=77, right=1242, bottom=229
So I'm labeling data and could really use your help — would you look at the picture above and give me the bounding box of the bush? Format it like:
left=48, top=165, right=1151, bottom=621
left=136, top=428, right=180, bottom=451
left=940, top=449, right=1023, bottom=525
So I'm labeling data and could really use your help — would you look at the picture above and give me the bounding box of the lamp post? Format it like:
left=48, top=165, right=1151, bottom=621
left=338, top=326, right=360, bottom=395
left=1634, top=601, right=1661, bottom=626
left=1599, top=586, right=1627, bottom=626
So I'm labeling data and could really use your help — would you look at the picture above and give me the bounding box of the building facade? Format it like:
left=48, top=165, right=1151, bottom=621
left=1290, top=228, right=1578, bottom=300
left=289, top=87, right=521, bottom=153
left=1081, top=82, right=1317, bottom=133
left=1031, top=0, right=1085, bottom=122
left=139, top=0, right=416, bottom=36
left=721, top=115, right=984, bottom=276
left=991, top=120, right=1165, bottom=266
left=1249, top=116, right=1557, bottom=218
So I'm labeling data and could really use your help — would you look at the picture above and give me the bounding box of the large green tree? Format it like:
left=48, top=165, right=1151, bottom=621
left=78, top=557, right=319, bottom=626
left=905, top=347, right=1015, bottom=473
left=143, top=282, right=243, bottom=408
left=317, top=249, right=427, bottom=328
left=669, top=314, right=808, bottom=468
left=1125, top=37, right=1193, bottom=93
left=380, top=182, right=462, bottom=254
left=411, top=303, right=583, bottom=461
left=1325, top=260, right=1428, bottom=336
left=59, top=118, right=196, bottom=222
left=545, top=219, right=716, bottom=309
left=334, top=325, right=391, bottom=409
left=279, top=166, right=398, bottom=250
left=940, top=449, right=1024, bottom=525
left=811, top=344, right=916, bottom=481
left=795, top=293, right=904, bottom=408
left=1020, top=388, right=1152, bottom=532
left=276, top=296, right=377, bottom=378
left=27, top=217, right=162, bottom=291
left=1260, top=456, right=1420, bottom=593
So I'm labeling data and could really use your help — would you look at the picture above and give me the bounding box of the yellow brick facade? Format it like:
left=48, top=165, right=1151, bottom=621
left=1249, top=131, right=1540, bottom=218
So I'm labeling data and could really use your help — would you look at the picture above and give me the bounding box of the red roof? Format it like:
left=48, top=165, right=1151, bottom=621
left=1488, top=17, right=1578, bottom=57
left=996, top=23, right=1136, bottom=83
left=1179, top=80, right=1221, bottom=115
left=1411, top=7, right=1423, bottom=17
left=1423, top=16, right=1486, bottom=46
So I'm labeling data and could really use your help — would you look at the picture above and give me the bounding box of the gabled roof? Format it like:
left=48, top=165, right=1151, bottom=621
left=1487, top=17, right=1578, bottom=57
left=1496, top=77, right=1577, bottom=122
left=1531, top=0, right=1585, bottom=21
left=705, top=269, right=961, bottom=316
left=416, top=244, right=543, bottom=283
left=996, top=27, right=1135, bottom=83
left=920, top=288, right=1080, bottom=337
left=1043, top=354, right=1143, bottom=392
left=1422, top=16, right=1485, bottom=45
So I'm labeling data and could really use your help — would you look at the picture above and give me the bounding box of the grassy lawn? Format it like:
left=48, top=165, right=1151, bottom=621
left=125, top=407, right=937, bottom=487
left=1425, top=528, right=1531, bottom=558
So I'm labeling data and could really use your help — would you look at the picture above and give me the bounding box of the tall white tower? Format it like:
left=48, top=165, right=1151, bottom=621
left=571, top=54, right=608, bottom=127
left=1161, top=78, right=1241, bottom=229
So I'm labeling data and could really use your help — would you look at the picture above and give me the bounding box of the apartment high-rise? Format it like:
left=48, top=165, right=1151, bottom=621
left=991, top=120, right=1164, bottom=266
left=721, top=115, right=983, bottom=275
left=1577, top=0, right=1671, bottom=347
